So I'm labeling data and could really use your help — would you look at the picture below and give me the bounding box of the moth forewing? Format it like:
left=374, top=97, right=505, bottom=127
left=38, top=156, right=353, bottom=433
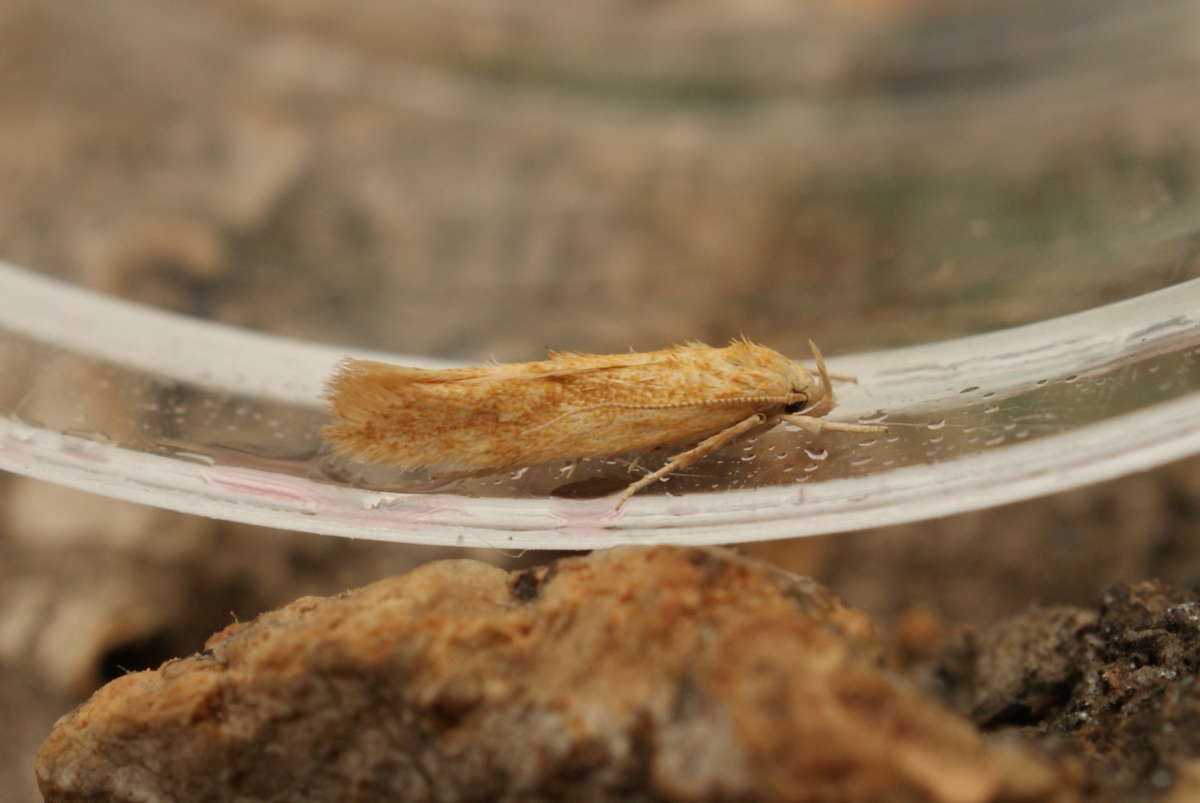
left=322, top=339, right=886, bottom=506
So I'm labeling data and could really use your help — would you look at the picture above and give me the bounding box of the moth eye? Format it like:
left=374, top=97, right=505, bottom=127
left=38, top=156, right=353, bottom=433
left=784, top=401, right=805, bottom=414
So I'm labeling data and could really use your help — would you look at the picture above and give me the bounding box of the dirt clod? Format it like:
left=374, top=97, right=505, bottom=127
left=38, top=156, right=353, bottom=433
left=37, top=546, right=1077, bottom=803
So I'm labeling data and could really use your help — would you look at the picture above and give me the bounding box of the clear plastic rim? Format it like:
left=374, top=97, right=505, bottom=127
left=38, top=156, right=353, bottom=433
left=1, top=261, right=1198, bottom=549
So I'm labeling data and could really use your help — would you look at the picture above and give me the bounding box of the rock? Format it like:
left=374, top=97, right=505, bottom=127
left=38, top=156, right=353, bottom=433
left=37, top=546, right=1076, bottom=802
left=940, top=606, right=1099, bottom=728
left=933, top=581, right=1200, bottom=802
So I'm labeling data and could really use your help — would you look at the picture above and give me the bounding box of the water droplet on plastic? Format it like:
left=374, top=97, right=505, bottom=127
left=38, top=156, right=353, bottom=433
left=803, top=447, right=828, bottom=461
left=926, top=420, right=946, bottom=430
left=859, top=410, right=889, bottom=424
left=984, top=405, right=1000, bottom=414
left=960, top=386, right=980, bottom=394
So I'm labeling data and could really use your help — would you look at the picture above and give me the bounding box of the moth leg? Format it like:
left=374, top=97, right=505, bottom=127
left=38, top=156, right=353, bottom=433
left=626, top=454, right=643, bottom=474
left=782, top=414, right=887, bottom=435
left=827, top=372, right=858, bottom=383
left=615, top=413, right=767, bottom=510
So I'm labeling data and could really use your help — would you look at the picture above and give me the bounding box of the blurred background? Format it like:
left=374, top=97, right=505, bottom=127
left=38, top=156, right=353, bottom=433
left=2, top=1, right=1200, bottom=799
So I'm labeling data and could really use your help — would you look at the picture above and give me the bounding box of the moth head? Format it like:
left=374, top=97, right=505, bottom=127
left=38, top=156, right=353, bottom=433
left=782, top=340, right=835, bottom=417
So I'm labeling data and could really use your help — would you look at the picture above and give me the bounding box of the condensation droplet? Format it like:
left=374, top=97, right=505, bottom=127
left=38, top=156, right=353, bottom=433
left=984, top=405, right=1000, bottom=414
left=860, top=410, right=889, bottom=424
left=985, top=435, right=1005, bottom=446
left=926, top=420, right=946, bottom=430
left=803, top=447, right=828, bottom=461
left=960, top=386, right=980, bottom=394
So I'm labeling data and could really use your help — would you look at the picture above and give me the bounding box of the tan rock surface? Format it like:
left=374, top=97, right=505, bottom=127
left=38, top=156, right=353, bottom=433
left=37, top=546, right=1076, bottom=802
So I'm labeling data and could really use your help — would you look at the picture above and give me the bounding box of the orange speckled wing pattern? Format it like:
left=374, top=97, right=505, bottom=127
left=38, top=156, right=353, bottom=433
left=322, top=341, right=813, bottom=473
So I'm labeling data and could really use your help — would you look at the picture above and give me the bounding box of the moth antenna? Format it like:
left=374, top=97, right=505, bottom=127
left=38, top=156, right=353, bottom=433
left=524, top=394, right=800, bottom=435
left=805, top=339, right=836, bottom=418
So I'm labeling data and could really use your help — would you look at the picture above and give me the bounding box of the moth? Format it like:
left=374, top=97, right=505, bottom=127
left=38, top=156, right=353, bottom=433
left=323, top=339, right=886, bottom=508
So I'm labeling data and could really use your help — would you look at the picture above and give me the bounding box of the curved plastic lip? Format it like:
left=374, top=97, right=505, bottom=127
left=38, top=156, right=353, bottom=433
left=1, top=260, right=1199, bottom=549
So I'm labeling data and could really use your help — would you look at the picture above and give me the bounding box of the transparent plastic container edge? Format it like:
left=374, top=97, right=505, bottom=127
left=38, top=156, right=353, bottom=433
left=2, top=261, right=1199, bottom=550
